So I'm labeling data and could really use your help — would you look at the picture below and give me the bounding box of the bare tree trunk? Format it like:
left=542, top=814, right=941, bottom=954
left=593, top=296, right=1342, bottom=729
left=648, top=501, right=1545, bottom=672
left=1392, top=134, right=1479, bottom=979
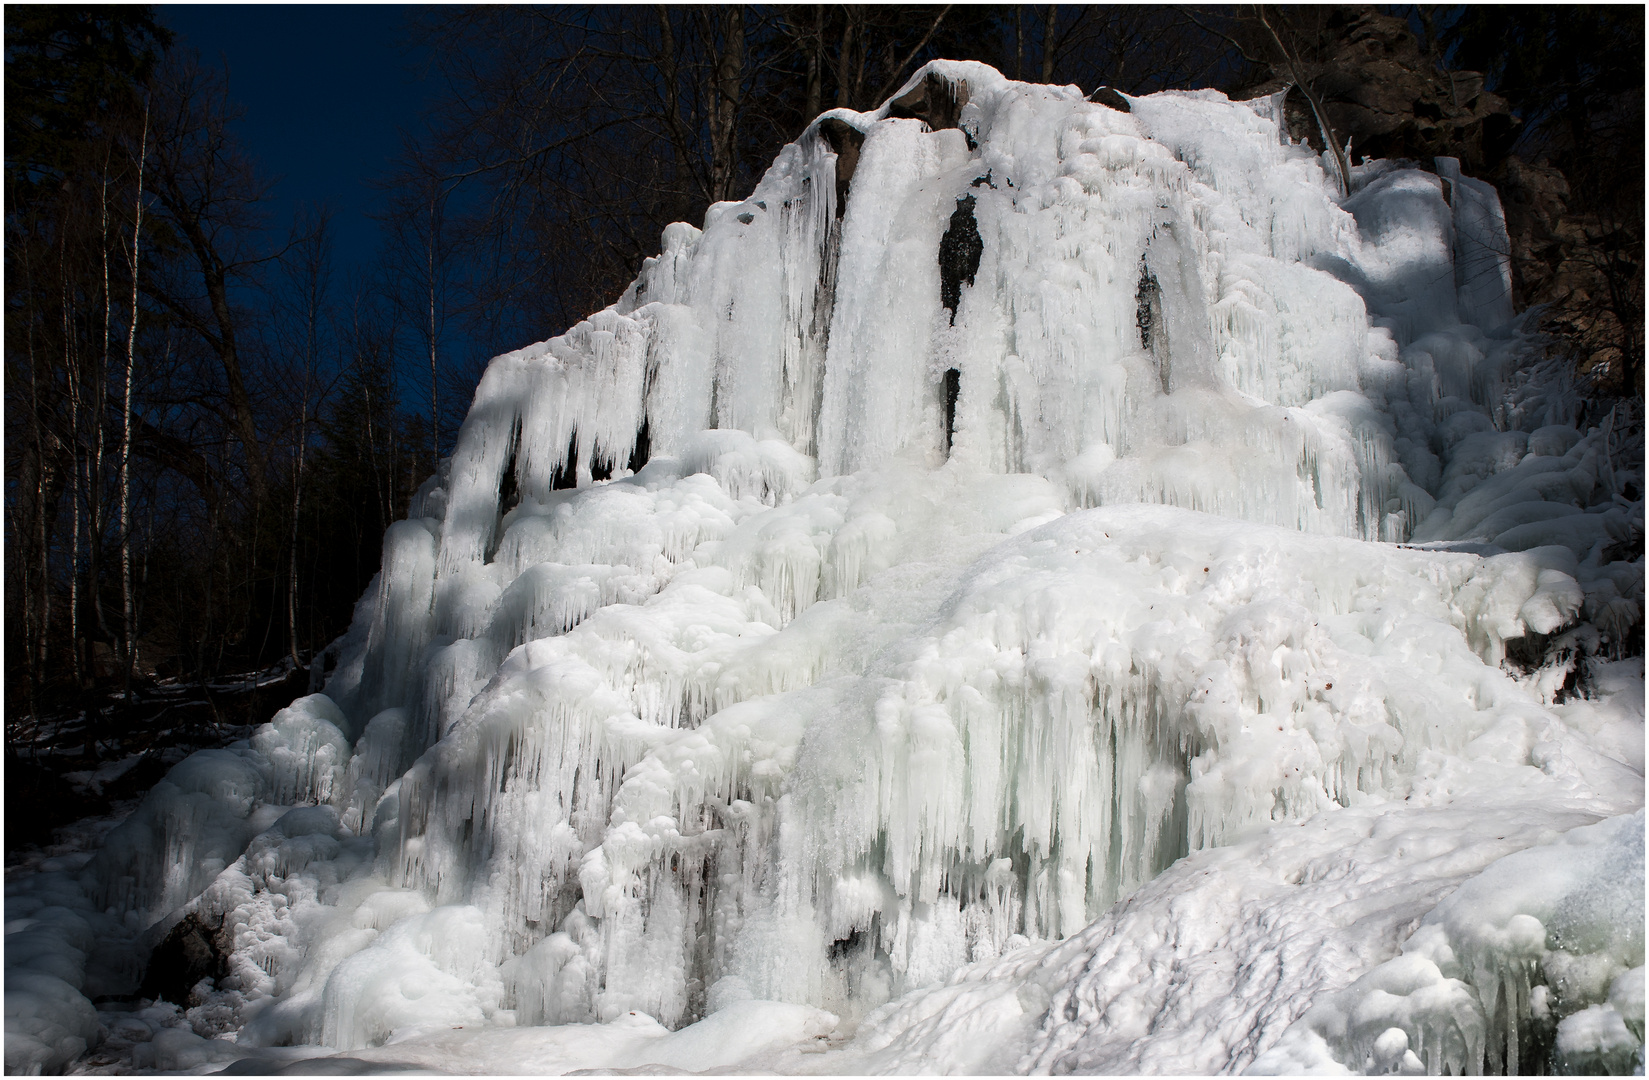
left=288, top=329, right=312, bottom=668
left=61, top=240, right=82, bottom=688
left=198, top=495, right=218, bottom=689
left=150, top=213, right=270, bottom=511
left=32, top=371, right=47, bottom=706
left=868, top=7, right=951, bottom=105
left=294, top=429, right=313, bottom=654
left=121, top=99, right=150, bottom=698
left=137, top=496, right=155, bottom=677
left=427, top=190, right=440, bottom=464
left=835, top=10, right=856, bottom=108
left=1041, top=5, right=1058, bottom=83
left=805, top=6, right=823, bottom=122
left=707, top=6, right=745, bottom=203
left=202, top=248, right=268, bottom=509
left=22, top=251, right=52, bottom=718
left=286, top=215, right=328, bottom=667
left=147, top=63, right=273, bottom=514
left=70, top=429, right=82, bottom=687
left=363, top=380, right=385, bottom=524
left=655, top=9, right=703, bottom=205
left=1016, top=6, right=1024, bottom=80
left=94, top=158, right=114, bottom=653
left=849, top=8, right=867, bottom=107
left=1255, top=6, right=1350, bottom=197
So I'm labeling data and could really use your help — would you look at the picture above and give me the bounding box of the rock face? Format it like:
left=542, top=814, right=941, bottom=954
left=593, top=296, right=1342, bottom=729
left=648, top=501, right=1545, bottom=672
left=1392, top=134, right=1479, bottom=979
left=817, top=118, right=864, bottom=212
left=141, top=912, right=230, bottom=1006
left=1238, top=9, right=1517, bottom=174
left=1493, top=155, right=1572, bottom=311
left=1492, top=154, right=1641, bottom=392
left=886, top=70, right=971, bottom=132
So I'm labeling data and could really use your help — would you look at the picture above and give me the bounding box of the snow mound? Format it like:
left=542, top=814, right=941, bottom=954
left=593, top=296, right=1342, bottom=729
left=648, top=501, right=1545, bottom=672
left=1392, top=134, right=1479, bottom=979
left=1251, top=809, right=1644, bottom=1075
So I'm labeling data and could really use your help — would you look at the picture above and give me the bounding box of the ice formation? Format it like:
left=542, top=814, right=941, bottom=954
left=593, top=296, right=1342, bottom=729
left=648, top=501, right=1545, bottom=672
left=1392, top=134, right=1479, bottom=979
left=6, top=62, right=1642, bottom=1075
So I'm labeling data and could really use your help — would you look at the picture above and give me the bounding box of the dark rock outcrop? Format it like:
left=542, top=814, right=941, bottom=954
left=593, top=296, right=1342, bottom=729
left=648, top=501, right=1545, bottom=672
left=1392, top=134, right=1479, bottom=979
left=937, top=195, right=983, bottom=323
left=141, top=912, right=230, bottom=1006
left=818, top=118, right=865, bottom=214
left=1237, top=9, right=1517, bottom=175
left=1492, top=154, right=1642, bottom=390
left=888, top=72, right=971, bottom=132
left=1089, top=86, right=1131, bottom=113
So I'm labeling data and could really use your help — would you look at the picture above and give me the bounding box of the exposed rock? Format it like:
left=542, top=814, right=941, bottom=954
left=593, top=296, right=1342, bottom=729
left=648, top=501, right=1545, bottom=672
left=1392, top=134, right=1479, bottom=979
left=1237, top=8, right=1517, bottom=174
left=1493, top=155, right=1572, bottom=307
left=818, top=118, right=864, bottom=214
left=1088, top=86, right=1131, bottom=113
left=1135, top=257, right=1160, bottom=352
left=1230, top=7, right=1640, bottom=394
left=888, top=72, right=971, bottom=132
left=141, top=912, right=230, bottom=1007
left=1493, top=154, right=1642, bottom=389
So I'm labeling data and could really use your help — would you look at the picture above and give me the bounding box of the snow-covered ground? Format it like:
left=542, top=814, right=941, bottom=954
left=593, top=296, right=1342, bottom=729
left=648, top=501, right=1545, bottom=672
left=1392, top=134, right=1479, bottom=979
left=7, top=62, right=1642, bottom=1076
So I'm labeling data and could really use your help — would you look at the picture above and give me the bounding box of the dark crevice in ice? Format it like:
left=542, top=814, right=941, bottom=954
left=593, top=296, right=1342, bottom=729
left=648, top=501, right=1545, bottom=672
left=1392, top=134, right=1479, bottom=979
left=1136, top=255, right=1172, bottom=394
left=939, top=195, right=983, bottom=325
left=1136, top=256, right=1160, bottom=352
left=488, top=420, right=525, bottom=563
left=627, top=417, right=652, bottom=474
left=552, top=429, right=580, bottom=491
left=498, top=421, right=523, bottom=514
left=828, top=927, right=865, bottom=961
left=943, top=368, right=961, bottom=457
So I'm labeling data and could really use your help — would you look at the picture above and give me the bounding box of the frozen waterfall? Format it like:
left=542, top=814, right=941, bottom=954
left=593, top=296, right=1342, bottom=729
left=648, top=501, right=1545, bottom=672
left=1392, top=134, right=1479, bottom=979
left=7, top=62, right=1641, bottom=1076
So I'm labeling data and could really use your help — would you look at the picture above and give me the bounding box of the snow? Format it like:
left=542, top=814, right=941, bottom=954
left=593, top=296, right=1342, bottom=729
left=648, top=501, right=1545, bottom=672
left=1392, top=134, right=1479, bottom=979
left=5, top=61, right=1641, bottom=1076
left=234, top=999, right=841, bottom=1076
left=5, top=971, right=101, bottom=1075
left=1249, top=809, right=1644, bottom=1075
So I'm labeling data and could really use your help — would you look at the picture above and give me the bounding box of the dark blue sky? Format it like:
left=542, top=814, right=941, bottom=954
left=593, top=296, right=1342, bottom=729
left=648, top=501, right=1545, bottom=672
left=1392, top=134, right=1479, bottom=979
left=158, top=4, right=431, bottom=278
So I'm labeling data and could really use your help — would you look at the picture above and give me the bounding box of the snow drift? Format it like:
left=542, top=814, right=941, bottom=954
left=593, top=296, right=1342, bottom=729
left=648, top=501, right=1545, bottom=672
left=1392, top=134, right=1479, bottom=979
left=6, top=62, right=1642, bottom=1076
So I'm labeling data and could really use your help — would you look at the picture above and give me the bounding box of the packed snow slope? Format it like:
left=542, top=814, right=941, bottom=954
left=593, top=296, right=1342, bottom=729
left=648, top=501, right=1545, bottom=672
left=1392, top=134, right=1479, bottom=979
left=7, top=62, right=1643, bottom=1076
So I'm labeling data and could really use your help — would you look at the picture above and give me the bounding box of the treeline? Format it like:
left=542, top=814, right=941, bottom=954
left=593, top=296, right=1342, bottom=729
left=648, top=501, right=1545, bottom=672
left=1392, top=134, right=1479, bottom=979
left=5, top=5, right=1641, bottom=733
left=6, top=9, right=435, bottom=725
left=397, top=5, right=1252, bottom=345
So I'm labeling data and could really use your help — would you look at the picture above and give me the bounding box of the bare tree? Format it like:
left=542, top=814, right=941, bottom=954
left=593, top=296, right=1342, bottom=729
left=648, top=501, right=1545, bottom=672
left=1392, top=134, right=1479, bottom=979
left=145, top=54, right=278, bottom=514
left=379, top=176, right=450, bottom=461
left=704, top=7, right=746, bottom=203
left=1252, top=6, right=1352, bottom=196
left=281, top=209, right=332, bottom=666
left=120, top=95, right=149, bottom=696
